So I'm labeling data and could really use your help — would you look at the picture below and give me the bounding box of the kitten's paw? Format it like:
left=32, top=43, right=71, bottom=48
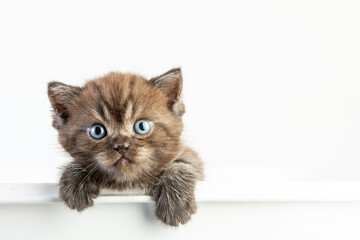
left=153, top=186, right=197, bottom=226
left=59, top=178, right=99, bottom=212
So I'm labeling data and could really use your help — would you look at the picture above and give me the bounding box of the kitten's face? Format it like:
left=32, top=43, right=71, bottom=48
left=48, top=69, right=185, bottom=182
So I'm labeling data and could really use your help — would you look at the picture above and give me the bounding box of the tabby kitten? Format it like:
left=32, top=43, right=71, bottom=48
left=47, top=68, right=204, bottom=226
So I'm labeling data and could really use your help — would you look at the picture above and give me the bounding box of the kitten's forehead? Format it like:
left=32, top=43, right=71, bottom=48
left=77, top=72, right=168, bottom=125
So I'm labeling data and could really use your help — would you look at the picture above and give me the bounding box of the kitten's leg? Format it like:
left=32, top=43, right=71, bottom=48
left=149, top=148, right=204, bottom=226
left=59, top=161, right=101, bottom=211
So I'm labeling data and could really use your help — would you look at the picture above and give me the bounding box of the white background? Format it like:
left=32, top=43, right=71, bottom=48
left=0, top=0, right=360, bottom=179
left=1, top=0, right=360, bottom=239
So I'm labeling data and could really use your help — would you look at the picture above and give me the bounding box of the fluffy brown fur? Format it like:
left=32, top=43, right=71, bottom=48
left=47, top=68, right=204, bottom=226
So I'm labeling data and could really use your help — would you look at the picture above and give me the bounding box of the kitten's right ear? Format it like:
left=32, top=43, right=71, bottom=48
left=148, top=68, right=185, bottom=116
left=47, top=81, right=82, bottom=129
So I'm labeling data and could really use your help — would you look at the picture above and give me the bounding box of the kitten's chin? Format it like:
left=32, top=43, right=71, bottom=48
left=113, top=157, right=134, bottom=166
left=95, top=153, right=133, bottom=168
left=97, top=156, right=139, bottom=182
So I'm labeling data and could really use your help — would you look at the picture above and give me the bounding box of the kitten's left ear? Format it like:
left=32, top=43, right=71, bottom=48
left=47, top=81, right=82, bottom=129
left=149, top=68, right=185, bottom=116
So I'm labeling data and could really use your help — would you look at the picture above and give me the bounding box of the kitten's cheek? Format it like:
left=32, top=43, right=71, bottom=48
left=94, top=152, right=115, bottom=166
left=136, top=147, right=153, bottom=163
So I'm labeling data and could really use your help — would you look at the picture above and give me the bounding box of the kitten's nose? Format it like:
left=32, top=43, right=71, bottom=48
left=113, top=144, right=130, bottom=153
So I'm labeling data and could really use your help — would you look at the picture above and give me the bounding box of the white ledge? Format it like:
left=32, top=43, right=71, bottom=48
left=1, top=181, right=360, bottom=204
left=1, top=166, right=360, bottom=203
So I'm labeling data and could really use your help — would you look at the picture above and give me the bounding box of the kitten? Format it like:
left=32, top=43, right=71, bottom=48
left=47, top=68, right=204, bottom=226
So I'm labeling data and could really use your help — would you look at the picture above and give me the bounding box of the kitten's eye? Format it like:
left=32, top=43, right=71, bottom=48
left=89, top=124, right=107, bottom=139
left=134, top=119, right=151, bottom=135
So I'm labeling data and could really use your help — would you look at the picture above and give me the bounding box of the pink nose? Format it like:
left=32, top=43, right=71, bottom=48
left=113, top=144, right=129, bottom=153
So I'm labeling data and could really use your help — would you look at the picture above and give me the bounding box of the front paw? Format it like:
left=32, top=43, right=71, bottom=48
left=153, top=185, right=197, bottom=226
left=59, top=176, right=99, bottom=212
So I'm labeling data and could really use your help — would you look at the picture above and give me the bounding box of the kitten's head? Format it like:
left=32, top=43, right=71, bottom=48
left=48, top=68, right=185, bottom=182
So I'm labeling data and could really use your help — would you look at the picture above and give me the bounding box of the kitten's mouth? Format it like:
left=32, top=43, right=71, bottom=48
left=113, top=156, right=134, bottom=166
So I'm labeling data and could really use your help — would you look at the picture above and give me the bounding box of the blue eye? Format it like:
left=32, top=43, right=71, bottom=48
left=134, top=119, right=151, bottom=135
left=89, top=124, right=107, bottom=139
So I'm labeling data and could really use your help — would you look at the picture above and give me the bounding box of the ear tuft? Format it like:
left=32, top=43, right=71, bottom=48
left=47, top=81, right=82, bottom=129
left=148, top=68, right=183, bottom=109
